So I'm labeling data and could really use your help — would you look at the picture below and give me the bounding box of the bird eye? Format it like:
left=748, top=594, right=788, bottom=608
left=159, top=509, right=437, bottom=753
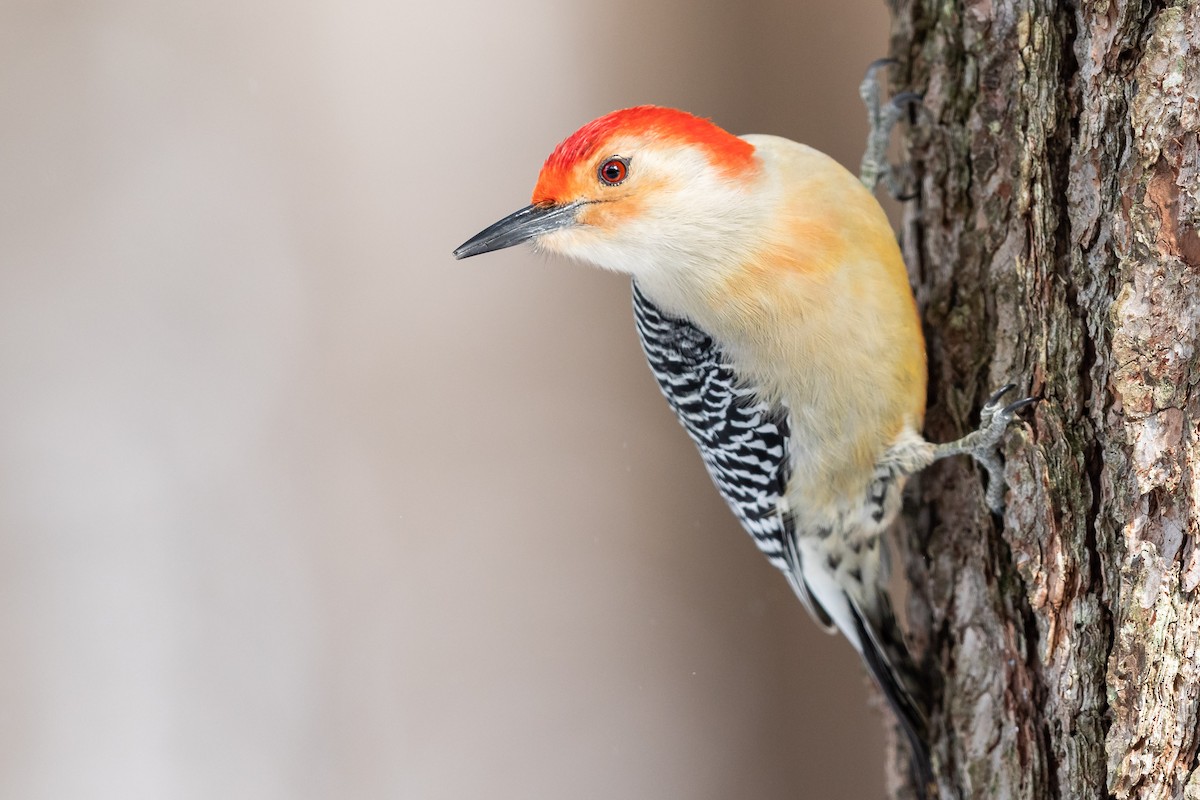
left=598, top=157, right=629, bottom=186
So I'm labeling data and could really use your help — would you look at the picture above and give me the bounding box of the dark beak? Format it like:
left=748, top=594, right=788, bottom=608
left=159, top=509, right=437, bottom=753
left=453, top=202, right=581, bottom=259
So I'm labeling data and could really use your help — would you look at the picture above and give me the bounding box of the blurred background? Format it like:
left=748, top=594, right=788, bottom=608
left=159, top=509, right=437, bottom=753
left=0, top=1, right=895, bottom=798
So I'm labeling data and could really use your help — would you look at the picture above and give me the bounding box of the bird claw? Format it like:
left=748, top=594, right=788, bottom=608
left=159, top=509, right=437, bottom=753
left=858, top=60, right=923, bottom=199
left=934, top=384, right=1038, bottom=514
left=979, top=382, right=1017, bottom=427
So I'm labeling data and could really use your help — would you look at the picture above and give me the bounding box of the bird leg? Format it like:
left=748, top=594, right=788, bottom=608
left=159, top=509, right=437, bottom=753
left=858, top=58, right=922, bottom=199
left=930, top=384, right=1038, bottom=513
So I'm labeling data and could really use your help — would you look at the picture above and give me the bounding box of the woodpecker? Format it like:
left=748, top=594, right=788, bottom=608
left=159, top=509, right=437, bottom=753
left=454, top=99, right=1030, bottom=795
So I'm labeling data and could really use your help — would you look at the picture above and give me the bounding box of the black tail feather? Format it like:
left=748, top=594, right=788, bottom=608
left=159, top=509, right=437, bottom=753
left=848, top=601, right=935, bottom=800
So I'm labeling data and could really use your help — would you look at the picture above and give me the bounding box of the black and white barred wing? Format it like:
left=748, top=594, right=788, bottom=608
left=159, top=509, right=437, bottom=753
left=631, top=281, right=835, bottom=629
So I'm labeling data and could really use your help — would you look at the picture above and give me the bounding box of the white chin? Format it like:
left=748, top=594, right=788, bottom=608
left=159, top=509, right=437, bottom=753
left=535, top=229, right=634, bottom=276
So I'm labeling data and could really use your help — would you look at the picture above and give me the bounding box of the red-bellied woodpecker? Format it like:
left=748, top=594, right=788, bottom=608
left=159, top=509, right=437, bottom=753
left=454, top=94, right=1031, bottom=796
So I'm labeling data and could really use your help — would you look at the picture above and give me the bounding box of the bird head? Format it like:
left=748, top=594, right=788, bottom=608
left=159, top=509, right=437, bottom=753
left=454, top=106, right=763, bottom=278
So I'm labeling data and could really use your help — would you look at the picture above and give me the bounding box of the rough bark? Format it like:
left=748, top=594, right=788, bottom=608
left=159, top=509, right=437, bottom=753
left=883, top=1, right=1200, bottom=798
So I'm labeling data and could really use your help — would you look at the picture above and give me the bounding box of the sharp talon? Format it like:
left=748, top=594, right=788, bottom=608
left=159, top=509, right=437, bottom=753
left=889, top=91, right=924, bottom=109
left=1002, top=396, right=1039, bottom=416
left=866, top=57, right=898, bottom=73
left=984, top=383, right=1017, bottom=408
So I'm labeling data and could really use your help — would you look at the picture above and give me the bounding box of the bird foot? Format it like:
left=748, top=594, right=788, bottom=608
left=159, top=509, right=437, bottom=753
left=932, top=384, right=1037, bottom=513
left=858, top=58, right=922, bottom=200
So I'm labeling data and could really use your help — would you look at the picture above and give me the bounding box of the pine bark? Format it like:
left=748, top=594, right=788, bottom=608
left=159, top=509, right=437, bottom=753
left=884, top=1, right=1200, bottom=798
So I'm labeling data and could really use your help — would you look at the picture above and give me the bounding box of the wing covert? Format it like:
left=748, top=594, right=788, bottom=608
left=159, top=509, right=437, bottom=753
left=632, top=280, right=792, bottom=570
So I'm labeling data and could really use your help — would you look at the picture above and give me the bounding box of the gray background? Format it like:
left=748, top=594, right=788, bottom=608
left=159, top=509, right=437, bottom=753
left=1, top=1, right=894, bottom=797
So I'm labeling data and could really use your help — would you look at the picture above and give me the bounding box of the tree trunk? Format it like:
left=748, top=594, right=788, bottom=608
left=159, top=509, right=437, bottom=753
left=882, top=1, right=1200, bottom=798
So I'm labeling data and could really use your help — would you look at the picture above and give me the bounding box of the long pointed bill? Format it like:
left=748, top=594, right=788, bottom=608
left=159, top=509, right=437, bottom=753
left=453, top=202, right=581, bottom=259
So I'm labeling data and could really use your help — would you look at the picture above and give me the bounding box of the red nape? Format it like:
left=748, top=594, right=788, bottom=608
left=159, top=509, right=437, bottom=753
left=532, top=106, right=755, bottom=204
